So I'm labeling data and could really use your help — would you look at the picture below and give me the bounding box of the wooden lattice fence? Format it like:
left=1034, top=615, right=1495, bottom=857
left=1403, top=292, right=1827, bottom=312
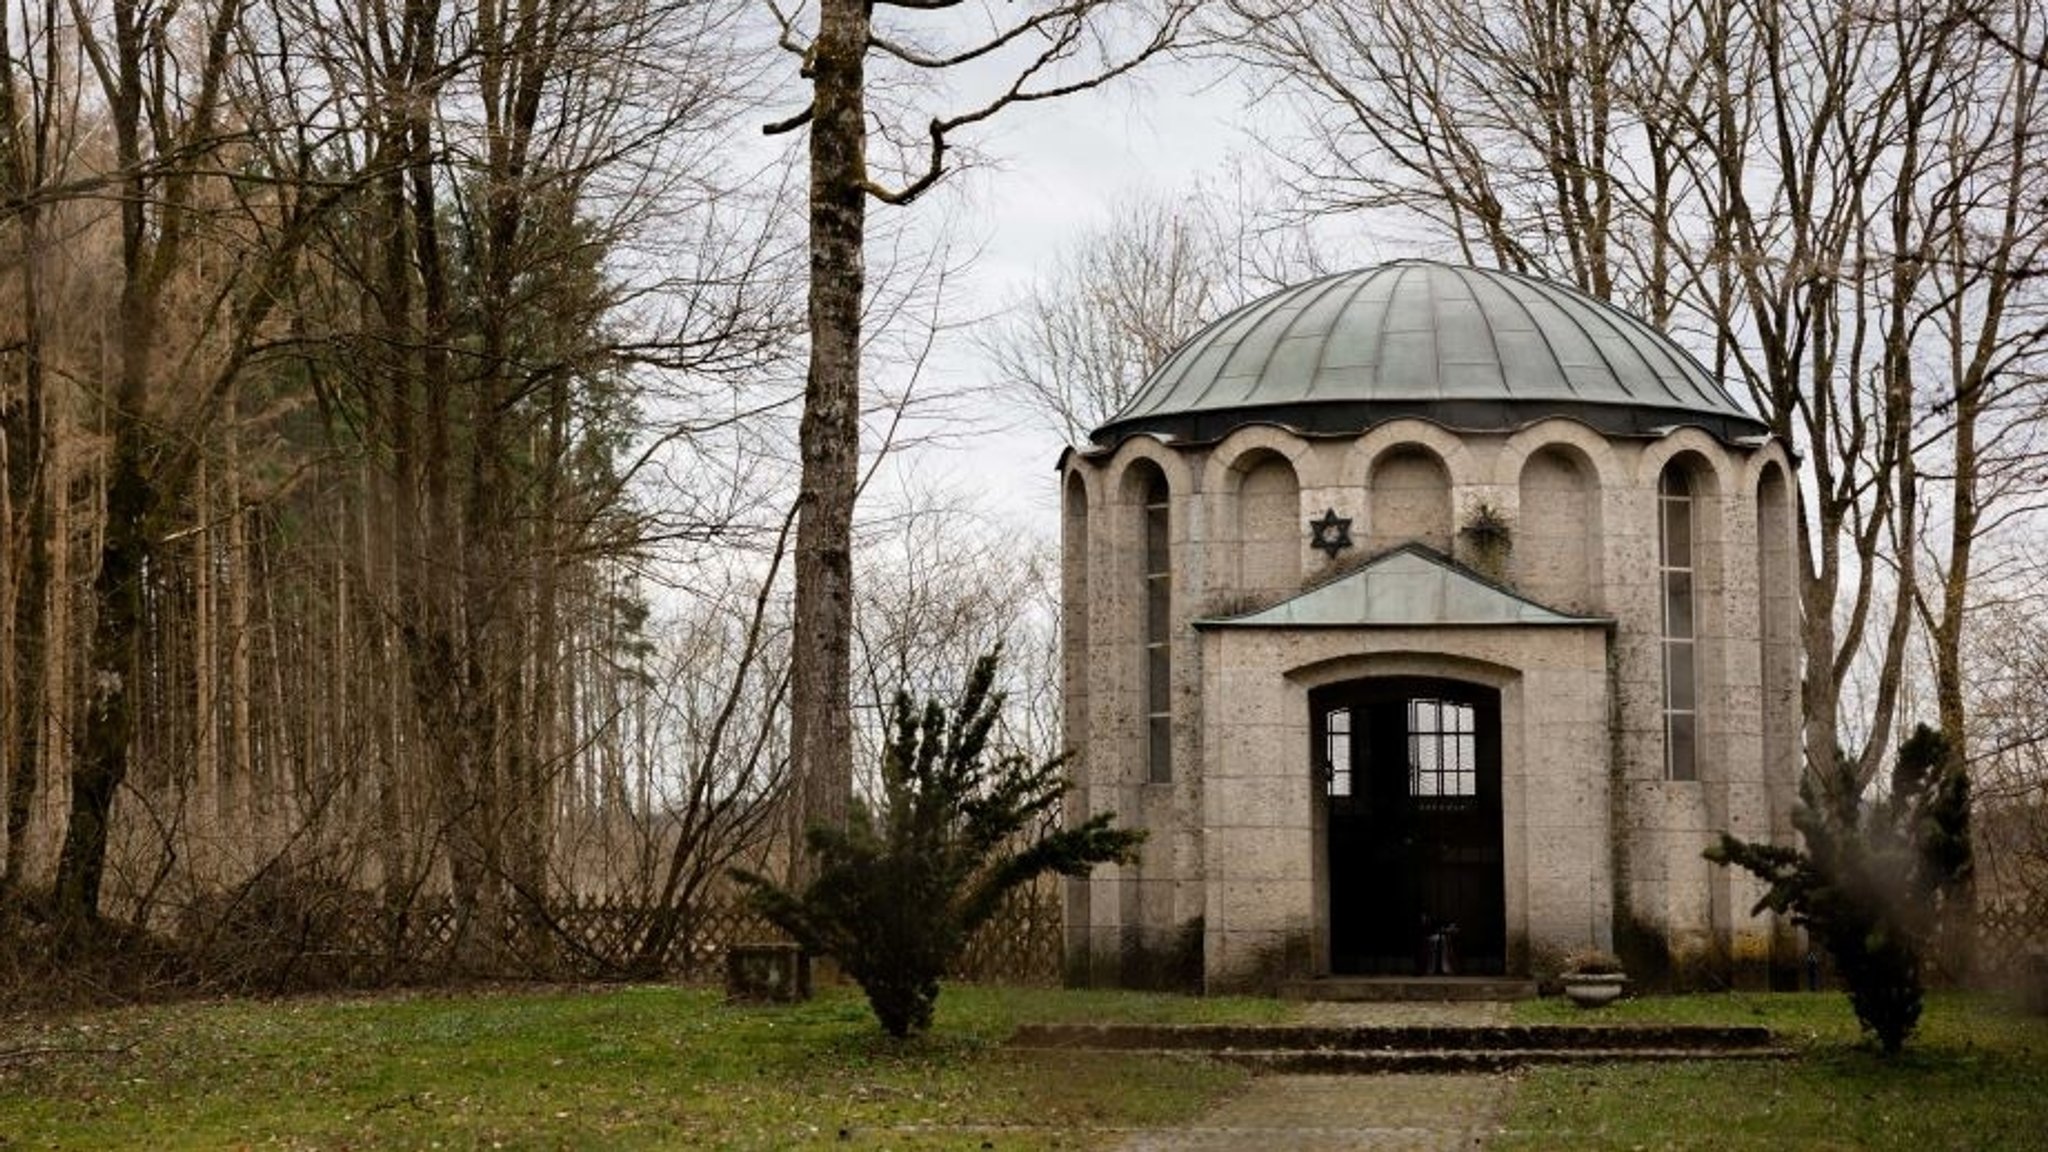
left=1976, top=899, right=2047, bottom=986
left=246, top=884, right=1066, bottom=987
left=950, top=887, right=1067, bottom=984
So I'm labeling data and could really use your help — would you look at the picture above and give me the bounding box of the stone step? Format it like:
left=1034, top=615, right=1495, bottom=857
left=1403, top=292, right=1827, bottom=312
left=1009, top=1022, right=1781, bottom=1054
left=1279, top=976, right=1540, bottom=1002
left=1203, top=1047, right=1798, bottom=1074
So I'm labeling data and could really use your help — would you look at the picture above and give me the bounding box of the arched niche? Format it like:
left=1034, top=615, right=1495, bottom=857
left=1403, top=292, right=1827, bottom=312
left=1368, top=447, right=1452, bottom=554
left=1062, top=469, right=1092, bottom=757
left=1513, top=446, right=1599, bottom=613
left=1237, top=451, right=1302, bottom=597
left=1063, top=467, right=1092, bottom=577
left=1755, top=460, right=1797, bottom=802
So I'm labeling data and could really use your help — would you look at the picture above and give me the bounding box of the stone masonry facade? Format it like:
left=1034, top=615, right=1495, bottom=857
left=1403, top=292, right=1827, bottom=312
left=1060, top=417, right=1802, bottom=993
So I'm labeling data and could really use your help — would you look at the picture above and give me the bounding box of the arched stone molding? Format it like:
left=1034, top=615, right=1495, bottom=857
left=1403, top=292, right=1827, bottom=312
left=1752, top=459, right=1796, bottom=582
left=1096, top=454, right=1175, bottom=799
left=1338, top=420, right=1478, bottom=491
left=1599, top=433, right=1727, bottom=683
left=1753, top=459, right=1799, bottom=804
left=1653, top=448, right=1726, bottom=736
left=1105, top=438, right=1204, bottom=611
left=1636, top=428, right=1734, bottom=494
left=1735, top=437, right=1797, bottom=498
left=1059, top=455, right=1100, bottom=506
left=1062, top=469, right=1093, bottom=596
left=1106, top=435, right=1198, bottom=502
left=1061, top=469, right=1093, bottom=754
left=1202, top=428, right=1310, bottom=554
left=1496, top=419, right=1625, bottom=491
left=1203, top=424, right=1326, bottom=491
left=1627, top=434, right=1735, bottom=617
left=1365, top=445, right=1455, bottom=555
left=1639, top=439, right=1734, bottom=754
left=1214, top=450, right=1304, bottom=601
left=1284, top=648, right=1522, bottom=693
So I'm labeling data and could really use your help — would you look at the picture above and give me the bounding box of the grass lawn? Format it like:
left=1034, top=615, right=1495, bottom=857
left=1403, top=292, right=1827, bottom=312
left=8, top=981, right=2042, bottom=1150
left=1499, top=991, right=2048, bottom=1150
left=0, top=982, right=1288, bottom=1150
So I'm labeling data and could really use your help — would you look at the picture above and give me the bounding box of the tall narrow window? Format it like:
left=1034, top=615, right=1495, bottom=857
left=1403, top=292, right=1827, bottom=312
left=1324, top=707, right=1352, bottom=797
left=1144, top=472, right=1172, bottom=783
left=1660, top=466, right=1698, bottom=781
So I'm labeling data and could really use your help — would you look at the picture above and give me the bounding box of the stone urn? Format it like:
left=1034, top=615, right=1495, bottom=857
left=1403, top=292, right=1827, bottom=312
left=1560, top=949, right=1627, bottom=1008
left=1562, top=972, right=1628, bottom=1008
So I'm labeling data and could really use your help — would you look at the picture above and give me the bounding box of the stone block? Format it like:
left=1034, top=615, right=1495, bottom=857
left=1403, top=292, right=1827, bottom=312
left=1207, top=825, right=1316, bottom=881
left=1204, top=772, right=1313, bottom=829
left=1207, top=927, right=1317, bottom=993
left=1215, top=876, right=1316, bottom=935
left=1208, top=719, right=1310, bottom=781
left=726, top=943, right=811, bottom=1003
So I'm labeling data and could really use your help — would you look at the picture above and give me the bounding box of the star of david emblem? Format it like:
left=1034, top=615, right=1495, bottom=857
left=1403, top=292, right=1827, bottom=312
left=1309, top=508, right=1353, bottom=558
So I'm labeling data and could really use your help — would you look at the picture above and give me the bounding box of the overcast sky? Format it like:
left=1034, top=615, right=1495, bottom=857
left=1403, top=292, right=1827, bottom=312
left=899, top=58, right=1269, bottom=534
left=879, top=46, right=1435, bottom=539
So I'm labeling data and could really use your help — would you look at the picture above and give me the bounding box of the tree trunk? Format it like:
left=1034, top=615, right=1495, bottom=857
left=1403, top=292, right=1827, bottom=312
left=1, top=266, right=48, bottom=904
left=54, top=0, right=158, bottom=941
left=0, top=37, right=49, bottom=896
left=193, top=453, right=218, bottom=882
left=788, top=0, right=870, bottom=874
left=227, top=386, right=252, bottom=867
left=56, top=430, right=152, bottom=941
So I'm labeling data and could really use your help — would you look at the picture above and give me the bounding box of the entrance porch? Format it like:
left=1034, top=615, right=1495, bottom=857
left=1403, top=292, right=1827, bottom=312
left=1193, top=547, right=1615, bottom=993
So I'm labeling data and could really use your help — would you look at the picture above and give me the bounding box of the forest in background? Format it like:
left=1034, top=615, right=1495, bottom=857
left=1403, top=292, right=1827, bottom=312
left=2, top=0, right=2045, bottom=995
left=0, top=0, right=1069, bottom=991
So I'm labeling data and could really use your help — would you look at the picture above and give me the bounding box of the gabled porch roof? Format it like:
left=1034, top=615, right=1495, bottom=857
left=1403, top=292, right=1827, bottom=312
left=1195, top=544, right=1611, bottom=630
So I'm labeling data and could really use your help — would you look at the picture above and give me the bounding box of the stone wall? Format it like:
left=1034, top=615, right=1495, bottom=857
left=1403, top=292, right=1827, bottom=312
left=1061, top=417, right=1801, bottom=991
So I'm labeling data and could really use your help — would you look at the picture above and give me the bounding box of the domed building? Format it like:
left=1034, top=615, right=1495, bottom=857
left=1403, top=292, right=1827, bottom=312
left=1057, top=260, right=1801, bottom=992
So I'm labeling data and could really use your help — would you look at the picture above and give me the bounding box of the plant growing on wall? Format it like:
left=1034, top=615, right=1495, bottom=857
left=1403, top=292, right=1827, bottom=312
left=1457, top=501, right=1514, bottom=579
left=737, top=651, right=1143, bottom=1037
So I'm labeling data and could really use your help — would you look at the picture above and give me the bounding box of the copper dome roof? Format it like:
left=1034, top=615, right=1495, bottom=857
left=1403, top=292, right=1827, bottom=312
left=1090, top=260, right=1767, bottom=447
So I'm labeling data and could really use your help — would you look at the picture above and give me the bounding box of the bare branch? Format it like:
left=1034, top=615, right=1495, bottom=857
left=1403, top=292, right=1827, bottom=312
left=862, top=4, right=1192, bottom=206
left=764, top=105, right=815, bottom=135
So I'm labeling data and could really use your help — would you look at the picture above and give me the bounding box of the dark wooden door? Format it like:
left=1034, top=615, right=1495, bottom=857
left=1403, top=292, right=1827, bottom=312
left=1317, top=678, right=1504, bottom=975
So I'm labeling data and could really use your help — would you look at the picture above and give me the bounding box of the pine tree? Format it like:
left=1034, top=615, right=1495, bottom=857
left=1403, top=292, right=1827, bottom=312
left=1708, top=725, right=1972, bottom=1054
left=739, top=652, right=1142, bottom=1037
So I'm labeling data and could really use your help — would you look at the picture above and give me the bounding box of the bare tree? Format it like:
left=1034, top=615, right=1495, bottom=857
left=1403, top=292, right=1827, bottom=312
left=47, top=0, right=351, bottom=943
left=850, top=495, right=1060, bottom=769
left=626, top=511, right=797, bottom=975
left=1221, top=0, right=2048, bottom=793
left=1960, top=578, right=2048, bottom=957
left=763, top=0, right=1197, bottom=870
left=262, top=0, right=800, bottom=966
left=0, top=0, right=808, bottom=984
left=0, top=0, right=60, bottom=910
left=1907, top=0, right=2048, bottom=810
left=979, top=187, right=1322, bottom=441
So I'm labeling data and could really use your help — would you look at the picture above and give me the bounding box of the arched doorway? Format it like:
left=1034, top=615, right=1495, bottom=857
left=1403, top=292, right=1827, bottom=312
left=1314, top=677, right=1505, bottom=975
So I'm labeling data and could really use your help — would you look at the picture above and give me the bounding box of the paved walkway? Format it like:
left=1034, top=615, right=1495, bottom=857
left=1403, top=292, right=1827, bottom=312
left=1297, top=1000, right=1511, bottom=1027
left=1114, top=1001, right=1517, bottom=1151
